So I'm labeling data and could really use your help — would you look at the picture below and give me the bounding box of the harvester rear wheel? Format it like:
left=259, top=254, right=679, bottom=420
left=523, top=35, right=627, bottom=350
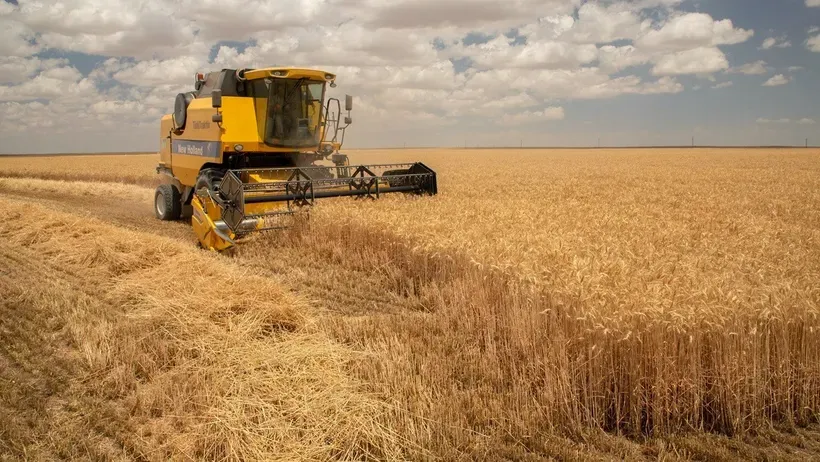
left=155, top=184, right=182, bottom=220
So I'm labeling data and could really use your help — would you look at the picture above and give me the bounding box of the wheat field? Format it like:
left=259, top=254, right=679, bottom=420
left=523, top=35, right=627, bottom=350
left=1, top=148, right=819, bottom=460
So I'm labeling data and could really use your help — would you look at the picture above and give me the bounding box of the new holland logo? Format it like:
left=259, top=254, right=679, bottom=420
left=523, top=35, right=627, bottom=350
left=172, top=140, right=220, bottom=158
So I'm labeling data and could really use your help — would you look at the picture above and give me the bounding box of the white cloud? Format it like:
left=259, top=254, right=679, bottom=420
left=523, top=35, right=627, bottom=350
left=499, top=107, right=565, bottom=125
left=359, top=0, right=580, bottom=30
left=461, top=35, right=599, bottom=70
left=112, top=56, right=208, bottom=87
left=728, top=60, right=769, bottom=75
left=482, top=93, right=541, bottom=110
left=651, top=47, right=729, bottom=76
left=807, top=0, right=820, bottom=7
left=807, top=34, right=820, bottom=52
left=0, top=16, right=40, bottom=57
left=467, top=68, right=682, bottom=101
left=0, top=57, right=70, bottom=84
left=561, top=3, right=647, bottom=44
left=762, top=74, right=791, bottom=87
left=636, top=13, right=753, bottom=52
left=788, top=66, right=804, bottom=72
left=712, top=82, right=733, bottom=89
left=641, top=76, right=685, bottom=95
left=756, top=117, right=816, bottom=125
left=759, top=36, right=791, bottom=50
left=598, top=45, right=650, bottom=71
left=0, top=74, right=95, bottom=102
left=15, top=0, right=206, bottom=60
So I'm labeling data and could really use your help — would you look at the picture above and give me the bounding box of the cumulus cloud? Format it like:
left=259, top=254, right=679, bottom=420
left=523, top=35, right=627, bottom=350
left=807, top=0, right=820, bottom=7
left=728, top=60, right=769, bottom=75
left=560, top=3, right=647, bottom=44
left=712, top=81, right=733, bottom=89
left=651, top=47, right=729, bottom=76
left=760, top=36, right=791, bottom=49
left=359, top=0, right=579, bottom=30
left=499, top=107, right=565, bottom=125
left=460, top=35, right=599, bottom=70
left=756, top=118, right=791, bottom=124
left=112, top=56, right=207, bottom=87
left=0, top=57, right=70, bottom=84
left=0, top=74, right=95, bottom=102
left=0, top=16, right=40, bottom=57
left=757, top=117, right=816, bottom=125
left=597, top=45, right=650, bottom=71
left=762, top=74, right=791, bottom=87
left=807, top=34, right=820, bottom=52
left=636, top=13, right=753, bottom=52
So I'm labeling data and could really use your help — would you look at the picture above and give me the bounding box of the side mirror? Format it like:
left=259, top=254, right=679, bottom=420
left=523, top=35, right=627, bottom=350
left=344, top=116, right=352, bottom=125
left=345, top=94, right=353, bottom=111
left=212, top=89, right=222, bottom=108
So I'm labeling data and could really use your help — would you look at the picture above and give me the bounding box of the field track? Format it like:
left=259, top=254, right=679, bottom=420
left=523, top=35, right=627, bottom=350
left=2, top=149, right=820, bottom=460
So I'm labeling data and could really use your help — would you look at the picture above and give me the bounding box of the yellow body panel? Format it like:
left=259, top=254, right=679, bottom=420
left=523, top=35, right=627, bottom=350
left=191, top=194, right=236, bottom=251
left=168, top=94, right=328, bottom=187
left=243, top=68, right=335, bottom=82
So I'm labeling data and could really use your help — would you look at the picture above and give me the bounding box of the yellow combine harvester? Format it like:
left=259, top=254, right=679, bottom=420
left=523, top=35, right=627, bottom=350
left=154, top=67, right=437, bottom=250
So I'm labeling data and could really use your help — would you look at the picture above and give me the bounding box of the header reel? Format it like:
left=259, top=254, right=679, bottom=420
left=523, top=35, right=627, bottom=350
left=191, top=163, right=437, bottom=250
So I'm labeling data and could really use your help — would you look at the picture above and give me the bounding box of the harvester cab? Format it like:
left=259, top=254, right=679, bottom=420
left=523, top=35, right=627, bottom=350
left=154, top=67, right=437, bottom=251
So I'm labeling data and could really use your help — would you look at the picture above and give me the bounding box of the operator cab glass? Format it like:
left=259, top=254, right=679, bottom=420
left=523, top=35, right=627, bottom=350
left=261, top=78, right=325, bottom=148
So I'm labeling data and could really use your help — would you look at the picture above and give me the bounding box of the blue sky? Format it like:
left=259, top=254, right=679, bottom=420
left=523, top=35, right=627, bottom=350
left=0, top=0, right=819, bottom=153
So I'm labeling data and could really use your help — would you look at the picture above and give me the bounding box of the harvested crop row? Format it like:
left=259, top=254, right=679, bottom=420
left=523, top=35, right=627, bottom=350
left=0, top=176, right=154, bottom=202
left=0, top=196, right=399, bottom=461
left=0, top=153, right=159, bottom=187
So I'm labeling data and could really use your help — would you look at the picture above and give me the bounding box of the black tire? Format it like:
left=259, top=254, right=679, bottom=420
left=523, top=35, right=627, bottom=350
left=154, top=184, right=182, bottom=220
left=194, top=169, right=225, bottom=196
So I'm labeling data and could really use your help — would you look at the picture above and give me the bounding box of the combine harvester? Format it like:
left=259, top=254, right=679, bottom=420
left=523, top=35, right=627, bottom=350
left=153, top=67, right=437, bottom=250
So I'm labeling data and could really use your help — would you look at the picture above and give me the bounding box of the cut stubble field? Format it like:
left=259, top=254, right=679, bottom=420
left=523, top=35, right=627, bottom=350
left=1, top=148, right=819, bottom=460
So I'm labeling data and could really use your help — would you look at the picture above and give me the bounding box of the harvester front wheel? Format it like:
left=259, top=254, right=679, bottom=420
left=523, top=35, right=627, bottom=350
left=155, top=184, right=182, bottom=220
left=195, top=169, right=225, bottom=196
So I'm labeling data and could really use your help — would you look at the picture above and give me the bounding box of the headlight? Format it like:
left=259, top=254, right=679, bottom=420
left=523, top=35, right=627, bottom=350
left=271, top=70, right=286, bottom=77
left=234, top=144, right=244, bottom=152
